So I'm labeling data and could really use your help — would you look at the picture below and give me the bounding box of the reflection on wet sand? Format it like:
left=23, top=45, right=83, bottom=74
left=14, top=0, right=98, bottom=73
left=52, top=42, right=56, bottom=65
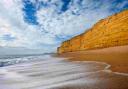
left=0, top=55, right=128, bottom=89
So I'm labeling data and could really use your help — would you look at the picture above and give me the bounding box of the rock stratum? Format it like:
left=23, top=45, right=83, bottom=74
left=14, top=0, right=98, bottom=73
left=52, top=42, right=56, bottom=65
left=58, top=10, right=128, bottom=54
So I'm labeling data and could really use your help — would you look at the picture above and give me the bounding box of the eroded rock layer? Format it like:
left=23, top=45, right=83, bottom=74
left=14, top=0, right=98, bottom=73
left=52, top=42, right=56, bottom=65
left=58, top=10, right=128, bottom=54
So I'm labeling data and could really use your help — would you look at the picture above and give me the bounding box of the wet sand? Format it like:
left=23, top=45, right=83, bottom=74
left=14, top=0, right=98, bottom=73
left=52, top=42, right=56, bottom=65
left=0, top=54, right=128, bottom=89
left=58, top=45, right=128, bottom=73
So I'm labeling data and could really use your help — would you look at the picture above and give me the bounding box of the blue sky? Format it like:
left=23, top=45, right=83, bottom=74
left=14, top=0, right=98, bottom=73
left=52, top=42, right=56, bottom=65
left=0, top=0, right=128, bottom=53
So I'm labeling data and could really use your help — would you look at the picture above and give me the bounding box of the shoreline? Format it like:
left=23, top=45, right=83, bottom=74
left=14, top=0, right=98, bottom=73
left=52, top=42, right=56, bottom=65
left=57, top=45, right=128, bottom=73
left=73, top=60, right=128, bottom=76
left=0, top=54, right=128, bottom=89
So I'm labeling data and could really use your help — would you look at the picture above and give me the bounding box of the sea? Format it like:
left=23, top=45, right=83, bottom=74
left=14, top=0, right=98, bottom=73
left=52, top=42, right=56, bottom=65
left=0, top=54, right=128, bottom=89
left=0, top=54, right=48, bottom=67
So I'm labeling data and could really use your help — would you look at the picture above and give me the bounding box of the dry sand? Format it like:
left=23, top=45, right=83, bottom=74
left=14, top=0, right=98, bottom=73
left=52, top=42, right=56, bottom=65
left=58, top=45, right=128, bottom=73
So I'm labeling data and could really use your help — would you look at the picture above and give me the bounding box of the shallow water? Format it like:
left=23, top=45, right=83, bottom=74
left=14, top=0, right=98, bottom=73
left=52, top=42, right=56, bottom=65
left=0, top=55, right=128, bottom=89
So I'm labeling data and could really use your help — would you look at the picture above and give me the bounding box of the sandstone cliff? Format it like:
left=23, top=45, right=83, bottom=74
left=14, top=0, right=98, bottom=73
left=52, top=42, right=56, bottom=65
left=58, top=10, right=128, bottom=54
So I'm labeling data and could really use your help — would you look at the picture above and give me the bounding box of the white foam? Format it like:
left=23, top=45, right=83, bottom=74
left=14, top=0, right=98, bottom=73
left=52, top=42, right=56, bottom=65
left=0, top=55, right=128, bottom=89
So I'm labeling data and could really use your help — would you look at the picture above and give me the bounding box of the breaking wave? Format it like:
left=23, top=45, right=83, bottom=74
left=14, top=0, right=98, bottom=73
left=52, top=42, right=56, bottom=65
left=0, top=55, right=128, bottom=89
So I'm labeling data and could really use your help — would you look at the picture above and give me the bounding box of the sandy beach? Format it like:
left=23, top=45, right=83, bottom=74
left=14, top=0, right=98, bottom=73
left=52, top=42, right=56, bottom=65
left=0, top=54, right=128, bottom=89
left=58, top=45, right=128, bottom=73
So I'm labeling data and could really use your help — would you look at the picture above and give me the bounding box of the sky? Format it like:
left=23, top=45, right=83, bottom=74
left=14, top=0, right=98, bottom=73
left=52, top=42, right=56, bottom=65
left=0, top=0, right=128, bottom=53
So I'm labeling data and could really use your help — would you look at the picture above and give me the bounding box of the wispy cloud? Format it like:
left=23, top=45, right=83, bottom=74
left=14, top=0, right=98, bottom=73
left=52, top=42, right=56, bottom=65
left=36, top=0, right=123, bottom=41
left=0, top=0, right=127, bottom=53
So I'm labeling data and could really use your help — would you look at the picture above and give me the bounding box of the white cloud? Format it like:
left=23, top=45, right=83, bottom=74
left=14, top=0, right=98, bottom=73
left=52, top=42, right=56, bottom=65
left=36, top=0, right=114, bottom=40
left=0, top=0, right=58, bottom=52
left=0, top=0, right=127, bottom=53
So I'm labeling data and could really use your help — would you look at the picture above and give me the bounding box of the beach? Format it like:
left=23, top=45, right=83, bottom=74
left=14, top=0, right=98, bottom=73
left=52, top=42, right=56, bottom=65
left=0, top=54, right=128, bottom=89
left=58, top=45, right=128, bottom=73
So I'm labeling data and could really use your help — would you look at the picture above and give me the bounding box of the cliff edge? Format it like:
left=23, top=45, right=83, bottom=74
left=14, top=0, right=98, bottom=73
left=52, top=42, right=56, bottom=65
left=58, top=10, right=128, bottom=54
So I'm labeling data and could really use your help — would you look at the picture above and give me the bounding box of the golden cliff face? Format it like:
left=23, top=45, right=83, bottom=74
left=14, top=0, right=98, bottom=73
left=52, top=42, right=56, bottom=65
left=58, top=10, right=128, bottom=54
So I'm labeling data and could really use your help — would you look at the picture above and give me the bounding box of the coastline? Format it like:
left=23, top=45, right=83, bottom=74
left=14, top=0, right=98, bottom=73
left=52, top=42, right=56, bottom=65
left=0, top=54, right=128, bottom=89
left=57, top=45, right=128, bottom=73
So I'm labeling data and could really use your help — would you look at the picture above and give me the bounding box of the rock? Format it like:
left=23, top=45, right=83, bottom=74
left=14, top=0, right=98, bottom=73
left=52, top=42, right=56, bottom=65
left=58, top=10, right=128, bottom=54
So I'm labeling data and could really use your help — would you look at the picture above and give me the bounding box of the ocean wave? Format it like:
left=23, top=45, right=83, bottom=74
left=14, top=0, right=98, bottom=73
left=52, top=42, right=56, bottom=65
left=0, top=55, right=128, bottom=89
left=0, top=54, right=50, bottom=67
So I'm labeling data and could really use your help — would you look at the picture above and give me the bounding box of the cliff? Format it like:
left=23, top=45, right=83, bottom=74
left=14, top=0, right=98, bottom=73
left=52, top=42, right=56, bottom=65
left=58, top=10, right=128, bottom=54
